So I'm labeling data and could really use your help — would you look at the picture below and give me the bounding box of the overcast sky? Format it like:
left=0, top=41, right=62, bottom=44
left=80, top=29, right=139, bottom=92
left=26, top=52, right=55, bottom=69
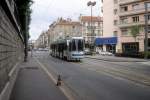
left=29, top=0, right=102, bottom=40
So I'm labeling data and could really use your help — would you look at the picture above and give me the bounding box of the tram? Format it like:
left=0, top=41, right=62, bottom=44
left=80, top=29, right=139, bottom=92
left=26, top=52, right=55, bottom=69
left=50, top=37, right=84, bottom=61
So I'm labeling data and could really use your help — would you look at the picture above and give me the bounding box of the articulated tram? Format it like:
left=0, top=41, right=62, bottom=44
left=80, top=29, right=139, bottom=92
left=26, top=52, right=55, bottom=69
left=50, top=37, right=84, bottom=61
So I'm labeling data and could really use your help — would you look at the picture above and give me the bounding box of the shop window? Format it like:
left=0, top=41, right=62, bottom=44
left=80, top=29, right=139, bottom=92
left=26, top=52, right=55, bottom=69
left=122, top=42, right=139, bottom=54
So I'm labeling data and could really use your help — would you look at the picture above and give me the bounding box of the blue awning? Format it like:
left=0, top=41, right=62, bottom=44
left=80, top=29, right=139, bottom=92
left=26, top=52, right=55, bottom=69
left=95, top=37, right=117, bottom=46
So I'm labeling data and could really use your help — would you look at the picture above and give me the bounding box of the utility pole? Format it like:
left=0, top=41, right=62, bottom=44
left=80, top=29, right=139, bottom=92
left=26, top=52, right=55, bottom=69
left=143, top=1, right=149, bottom=59
left=87, top=1, right=96, bottom=52
left=90, top=3, right=93, bottom=45
left=24, top=13, right=28, bottom=62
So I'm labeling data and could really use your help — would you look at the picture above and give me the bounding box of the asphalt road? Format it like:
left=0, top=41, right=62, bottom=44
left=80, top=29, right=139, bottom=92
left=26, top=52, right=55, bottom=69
left=34, top=51, right=150, bottom=100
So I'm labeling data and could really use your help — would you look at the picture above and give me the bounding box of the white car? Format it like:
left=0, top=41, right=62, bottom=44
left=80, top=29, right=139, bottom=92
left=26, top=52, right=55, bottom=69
left=98, top=51, right=113, bottom=56
left=84, top=48, right=92, bottom=55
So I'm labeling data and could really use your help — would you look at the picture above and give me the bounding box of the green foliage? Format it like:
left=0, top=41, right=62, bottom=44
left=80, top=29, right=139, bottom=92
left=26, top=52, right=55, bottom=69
left=130, top=25, right=141, bottom=41
left=15, top=0, right=33, bottom=38
left=140, top=51, right=150, bottom=58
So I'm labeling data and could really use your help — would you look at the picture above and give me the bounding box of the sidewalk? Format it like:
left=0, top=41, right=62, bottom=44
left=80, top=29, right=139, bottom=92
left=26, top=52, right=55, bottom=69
left=10, top=56, right=68, bottom=100
left=85, top=55, right=149, bottom=62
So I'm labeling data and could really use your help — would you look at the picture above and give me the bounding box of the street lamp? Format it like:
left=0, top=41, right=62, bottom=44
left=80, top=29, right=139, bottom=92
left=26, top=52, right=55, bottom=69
left=87, top=1, right=96, bottom=51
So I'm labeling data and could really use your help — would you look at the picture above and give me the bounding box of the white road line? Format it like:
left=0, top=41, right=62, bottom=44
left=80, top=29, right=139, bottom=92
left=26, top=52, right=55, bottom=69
left=35, top=58, right=75, bottom=100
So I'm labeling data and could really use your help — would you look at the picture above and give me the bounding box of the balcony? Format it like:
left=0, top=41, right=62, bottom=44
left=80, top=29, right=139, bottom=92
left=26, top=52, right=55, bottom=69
left=118, top=20, right=150, bottom=28
left=119, top=0, right=141, bottom=5
left=119, top=7, right=150, bottom=16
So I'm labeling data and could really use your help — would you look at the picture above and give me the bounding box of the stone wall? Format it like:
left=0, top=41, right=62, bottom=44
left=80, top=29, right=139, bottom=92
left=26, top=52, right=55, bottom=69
left=0, top=2, right=24, bottom=100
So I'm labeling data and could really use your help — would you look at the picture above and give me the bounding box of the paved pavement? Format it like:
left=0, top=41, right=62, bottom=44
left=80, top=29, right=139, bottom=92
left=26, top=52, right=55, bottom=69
left=85, top=54, right=149, bottom=62
left=10, top=56, right=68, bottom=100
left=34, top=51, right=150, bottom=100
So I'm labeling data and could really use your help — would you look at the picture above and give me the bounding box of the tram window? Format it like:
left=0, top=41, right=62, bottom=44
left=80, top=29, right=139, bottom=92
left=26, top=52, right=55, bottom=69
left=69, top=42, right=72, bottom=51
left=78, top=40, right=83, bottom=51
left=72, top=40, right=76, bottom=51
left=64, top=43, right=67, bottom=50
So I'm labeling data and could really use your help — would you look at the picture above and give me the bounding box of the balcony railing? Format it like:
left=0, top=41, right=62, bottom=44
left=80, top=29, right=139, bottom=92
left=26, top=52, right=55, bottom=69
left=119, top=0, right=141, bottom=5
left=118, top=20, right=150, bottom=28
left=119, top=7, right=150, bottom=16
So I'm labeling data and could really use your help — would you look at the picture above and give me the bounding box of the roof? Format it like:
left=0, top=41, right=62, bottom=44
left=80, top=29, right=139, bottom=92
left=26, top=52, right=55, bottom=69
left=80, top=16, right=103, bottom=22
left=56, top=20, right=81, bottom=26
left=71, top=22, right=82, bottom=26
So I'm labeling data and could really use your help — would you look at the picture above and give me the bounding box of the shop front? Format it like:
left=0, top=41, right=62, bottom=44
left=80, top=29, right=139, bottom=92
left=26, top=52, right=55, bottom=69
left=95, top=37, right=117, bottom=54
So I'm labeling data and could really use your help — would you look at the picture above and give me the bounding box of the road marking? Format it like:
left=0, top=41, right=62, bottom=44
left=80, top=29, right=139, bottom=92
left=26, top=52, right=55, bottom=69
left=72, top=59, right=150, bottom=87
left=35, top=58, right=75, bottom=100
left=138, top=62, right=150, bottom=66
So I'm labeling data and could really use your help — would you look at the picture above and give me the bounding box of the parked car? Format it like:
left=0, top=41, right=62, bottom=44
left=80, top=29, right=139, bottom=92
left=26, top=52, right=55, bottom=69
left=84, top=48, right=92, bottom=55
left=49, top=49, right=52, bottom=55
left=98, top=51, right=113, bottom=56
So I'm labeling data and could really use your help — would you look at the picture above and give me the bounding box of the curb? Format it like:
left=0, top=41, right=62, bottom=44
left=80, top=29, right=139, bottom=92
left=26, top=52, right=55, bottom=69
left=85, top=56, right=148, bottom=62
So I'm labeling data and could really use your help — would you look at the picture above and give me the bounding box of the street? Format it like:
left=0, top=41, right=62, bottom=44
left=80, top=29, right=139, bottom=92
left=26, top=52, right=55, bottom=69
left=33, top=51, right=150, bottom=100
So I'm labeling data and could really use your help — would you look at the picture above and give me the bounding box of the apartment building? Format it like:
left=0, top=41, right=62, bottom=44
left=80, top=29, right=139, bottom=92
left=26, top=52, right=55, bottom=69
left=103, top=0, right=150, bottom=55
left=48, top=18, right=82, bottom=44
left=80, top=16, right=103, bottom=46
left=35, top=31, right=49, bottom=48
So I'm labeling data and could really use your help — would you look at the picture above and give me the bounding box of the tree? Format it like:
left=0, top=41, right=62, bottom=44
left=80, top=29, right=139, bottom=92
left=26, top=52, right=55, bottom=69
left=15, top=0, right=33, bottom=37
left=15, top=0, right=33, bottom=61
left=130, top=25, right=141, bottom=41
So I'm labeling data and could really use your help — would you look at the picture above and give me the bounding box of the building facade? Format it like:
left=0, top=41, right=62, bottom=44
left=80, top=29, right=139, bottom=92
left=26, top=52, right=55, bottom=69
left=47, top=18, right=82, bottom=45
left=34, top=31, right=49, bottom=49
left=103, top=0, right=150, bottom=55
left=80, top=16, right=103, bottom=46
left=35, top=18, right=82, bottom=48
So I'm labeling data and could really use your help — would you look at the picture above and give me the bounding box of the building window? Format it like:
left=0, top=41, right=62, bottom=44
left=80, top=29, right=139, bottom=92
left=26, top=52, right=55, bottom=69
left=132, top=16, right=139, bottom=22
left=147, top=3, right=150, bottom=8
left=113, top=31, right=118, bottom=36
left=88, top=22, right=90, bottom=26
left=148, top=39, right=150, bottom=51
left=101, top=7, right=103, bottom=13
left=98, top=22, right=100, bottom=27
left=82, top=22, right=85, bottom=26
left=148, top=14, right=150, bottom=20
left=114, top=0, right=118, bottom=4
left=121, top=6, right=128, bottom=12
left=132, top=3, right=139, bottom=10
left=121, top=28, right=128, bottom=36
left=148, top=25, right=150, bottom=33
left=114, top=20, right=118, bottom=25
left=120, top=17, right=128, bottom=24
left=114, top=9, right=117, bottom=15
